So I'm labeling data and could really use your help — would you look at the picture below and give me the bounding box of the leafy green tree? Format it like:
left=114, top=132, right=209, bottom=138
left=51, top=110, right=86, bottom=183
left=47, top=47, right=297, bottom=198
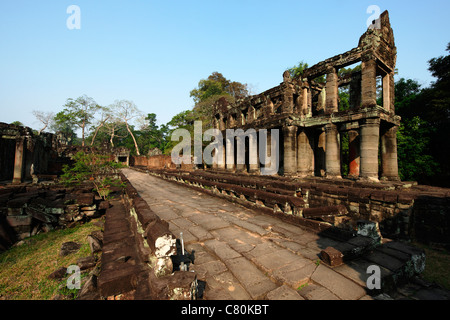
left=51, top=111, right=78, bottom=145
left=60, top=95, right=101, bottom=147
left=61, top=151, right=125, bottom=200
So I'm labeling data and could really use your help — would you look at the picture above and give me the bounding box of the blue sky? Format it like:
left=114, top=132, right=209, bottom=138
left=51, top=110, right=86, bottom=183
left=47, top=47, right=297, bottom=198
left=0, top=0, right=449, bottom=130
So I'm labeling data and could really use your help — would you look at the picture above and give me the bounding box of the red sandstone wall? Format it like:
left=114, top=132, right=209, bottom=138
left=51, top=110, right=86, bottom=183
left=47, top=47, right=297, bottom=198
left=130, top=155, right=192, bottom=171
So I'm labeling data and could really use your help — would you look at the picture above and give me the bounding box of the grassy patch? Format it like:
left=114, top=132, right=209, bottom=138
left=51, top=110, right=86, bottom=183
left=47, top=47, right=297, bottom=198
left=0, top=221, right=101, bottom=300
left=414, top=242, right=450, bottom=290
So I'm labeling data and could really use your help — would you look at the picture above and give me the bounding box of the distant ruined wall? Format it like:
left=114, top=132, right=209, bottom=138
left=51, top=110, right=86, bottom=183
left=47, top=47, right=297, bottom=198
left=131, top=155, right=193, bottom=171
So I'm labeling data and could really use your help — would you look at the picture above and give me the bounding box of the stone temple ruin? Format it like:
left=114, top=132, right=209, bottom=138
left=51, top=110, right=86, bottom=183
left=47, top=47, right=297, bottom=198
left=1, top=10, right=450, bottom=300
left=211, top=10, right=399, bottom=182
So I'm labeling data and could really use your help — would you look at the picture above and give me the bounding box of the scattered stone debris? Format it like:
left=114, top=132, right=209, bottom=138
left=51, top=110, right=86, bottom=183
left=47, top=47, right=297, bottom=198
left=59, top=241, right=82, bottom=256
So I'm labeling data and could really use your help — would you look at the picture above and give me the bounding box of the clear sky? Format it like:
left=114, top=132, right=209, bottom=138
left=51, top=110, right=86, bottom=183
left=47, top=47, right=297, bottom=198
left=0, top=0, right=449, bottom=130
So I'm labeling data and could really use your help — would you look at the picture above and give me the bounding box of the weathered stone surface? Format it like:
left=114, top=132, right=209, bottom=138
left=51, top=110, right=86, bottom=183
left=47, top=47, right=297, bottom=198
left=266, top=285, right=305, bottom=300
left=60, top=241, right=82, bottom=256
left=311, top=264, right=366, bottom=300
left=48, top=267, right=67, bottom=280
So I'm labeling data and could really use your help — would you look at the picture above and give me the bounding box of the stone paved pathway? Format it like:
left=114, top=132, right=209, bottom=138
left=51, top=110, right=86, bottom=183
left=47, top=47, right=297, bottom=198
left=121, top=168, right=449, bottom=300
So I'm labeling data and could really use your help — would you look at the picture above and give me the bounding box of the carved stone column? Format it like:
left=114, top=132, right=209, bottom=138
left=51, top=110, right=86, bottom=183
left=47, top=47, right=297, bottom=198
left=325, top=124, right=341, bottom=178
left=248, top=132, right=259, bottom=173
left=297, top=129, right=314, bottom=177
left=226, top=136, right=235, bottom=172
left=217, top=138, right=226, bottom=171
left=12, top=137, right=25, bottom=184
left=361, top=55, right=377, bottom=108
left=348, top=129, right=360, bottom=178
left=283, top=126, right=297, bottom=176
left=325, top=67, right=339, bottom=114
left=381, top=125, right=400, bottom=181
left=359, top=118, right=380, bottom=181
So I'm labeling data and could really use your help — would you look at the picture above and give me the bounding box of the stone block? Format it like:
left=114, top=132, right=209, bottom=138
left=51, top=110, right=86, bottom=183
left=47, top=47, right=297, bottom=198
left=6, top=215, right=32, bottom=227
left=320, top=247, right=344, bottom=267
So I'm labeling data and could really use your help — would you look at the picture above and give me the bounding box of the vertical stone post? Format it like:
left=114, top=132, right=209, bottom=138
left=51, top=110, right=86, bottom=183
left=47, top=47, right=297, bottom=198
left=381, top=125, right=399, bottom=181
left=349, top=71, right=362, bottom=109
left=283, top=126, right=297, bottom=176
left=301, top=87, right=309, bottom=116
left=316, top=130, right=326, bottom=177
left=325, top=124, right=341, bottom=178
left=326, top=67, right=339, bottom=114
left=248, top=132, right=259, bottom=173
left=226, top=135, right=235, bottom=172
left=12, top=137, right=25, bottom=184
left=361, top=56, right=377, bottom=108
left=236, top=135, right=246, bottom=172
left=297, top=129, right=313, bottom=177
left=348, top=129, right=360, bottom=178
left=382, top=73, right=391, bottom=112
left=217, top=138, right=226, bottom=171
left=359, top=118, right=380, bottom=181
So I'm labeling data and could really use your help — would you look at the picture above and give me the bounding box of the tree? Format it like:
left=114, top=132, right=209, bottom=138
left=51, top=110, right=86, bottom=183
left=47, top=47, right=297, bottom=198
left=89, top=106, right=111, bottom=146
left=32, top=110, right=55, bottom=134
left=51, top=111, right=78, bottom=145
left=110, top=100, right=142, bottom=155
left=286, top=61, right=309, bottom=79
left=61, top=95, right=101, bottom=146
left=190, top=72, right=249, bottom=104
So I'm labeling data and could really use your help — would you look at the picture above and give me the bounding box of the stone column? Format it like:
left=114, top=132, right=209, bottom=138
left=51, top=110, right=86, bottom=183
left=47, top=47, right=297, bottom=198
left=359, top=118, right=380, bottom=181
left=248, top=132, right=259, bottom=173
left=349, top=72, right=362, bottom=109
left=297, top=129, right=314, bottom=177
left=381, top=125, right=399, bottom=181
left=316, top=130, right=326, bottom=177
left=226, top=136, right=235, bottom=171
left=283, top=126, right=297, bottom=176
left=348, top=130, right=360, bottom=178
left=325, top=124, right=341, bottom=178
left=12, top=137, right=25, bottom=184
left=383, top=73, right=395, bottom=112
left=325, top=67, right=338, bottom=114
left=217, top=138, right=226, bottom=170
left=235, top=135, right=246, bottom=172
left=361, top=56, right=377, bottom=108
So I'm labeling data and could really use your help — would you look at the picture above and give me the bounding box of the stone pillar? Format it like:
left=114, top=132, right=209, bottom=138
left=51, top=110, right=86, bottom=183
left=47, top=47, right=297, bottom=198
left=359, top=118, right=380, bottom=181
left=226, top=136, right=235, bottom=171
left=325, top=67, right=338, bottom=114
left=348, top=130, right=360, bottom=178
left=283, top=126, right=297, bottom=176
left=248, top=132, right=259, bottom=173
left=217, top=139, right=226, bottom=170
left=236, top=135, right=246, bottom=172
left=316, top=130, right=326, bottom=177
left=380, top=125, right=399, bottom=181
left=297, top=129, right=314, bottom=177
left=325, top=124, right=341, bottom=178
left=382, top=73, right=390, bottom=112
left=361, top=56, right=377, bottom=108
left=349, top=72, right=362, bottom=109
left=12, top=137, right=25, bottom=184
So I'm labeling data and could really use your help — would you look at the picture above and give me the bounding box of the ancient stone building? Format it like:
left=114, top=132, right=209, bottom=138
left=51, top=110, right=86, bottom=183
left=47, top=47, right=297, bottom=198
left=212, top=11, right=399, bottom=182
left=0, top=122, right=62, bottom=183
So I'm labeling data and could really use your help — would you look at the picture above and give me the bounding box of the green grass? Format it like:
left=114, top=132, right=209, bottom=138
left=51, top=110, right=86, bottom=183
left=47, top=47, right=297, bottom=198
left=414, top=242, right=450, bottom=290
left=0, top=221, right=101, bottom=300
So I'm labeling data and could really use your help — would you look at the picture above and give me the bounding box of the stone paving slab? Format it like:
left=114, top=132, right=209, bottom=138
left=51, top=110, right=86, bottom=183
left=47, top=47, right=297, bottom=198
left=121, top=168, right=450, bottom=300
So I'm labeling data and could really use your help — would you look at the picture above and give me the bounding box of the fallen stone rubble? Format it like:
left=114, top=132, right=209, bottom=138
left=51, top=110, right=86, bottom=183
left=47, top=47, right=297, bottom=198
left=0, top=183, right=111, bottom=252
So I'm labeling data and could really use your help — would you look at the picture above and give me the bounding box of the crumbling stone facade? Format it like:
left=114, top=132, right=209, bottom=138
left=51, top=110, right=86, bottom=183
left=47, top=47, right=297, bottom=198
left=0, top=122, right=62, bottom=184
left=212, top=11, right=399, bottom=182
